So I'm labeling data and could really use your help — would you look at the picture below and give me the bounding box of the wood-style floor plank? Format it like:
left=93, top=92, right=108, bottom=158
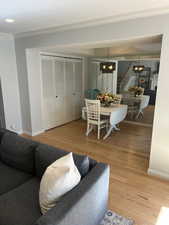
left=24, top=120, right=169, bottom=225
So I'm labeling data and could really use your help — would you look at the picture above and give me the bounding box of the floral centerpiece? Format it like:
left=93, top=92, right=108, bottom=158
left=128, top=86, right=144, bottom=97
left=97, top=93, right=120, bottom=107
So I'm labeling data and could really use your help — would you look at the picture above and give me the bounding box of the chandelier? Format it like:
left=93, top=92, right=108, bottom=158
left=100, top=62, right=116, bottom=73
left=100, top=48, right=116, bottom=73
left=133, top=65, right=145, bottom=73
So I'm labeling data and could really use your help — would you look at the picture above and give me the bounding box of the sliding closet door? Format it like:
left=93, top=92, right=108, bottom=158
left=42, top=57, right=57, bottom=130
left=65, top=60, right=75, bottom=123
left=42, top=56, right=83, bottom=130
left=54, top=60, right=66, bottom=126
left=74, top=60, right=83, bottom=119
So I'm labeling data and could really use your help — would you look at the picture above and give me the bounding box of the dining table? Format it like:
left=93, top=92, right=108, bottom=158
left=82, top=104, right=128, bottom=139
left=121, top=95, right=150, bottom=119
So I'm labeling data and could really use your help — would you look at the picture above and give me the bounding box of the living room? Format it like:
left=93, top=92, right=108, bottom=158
left=1, top=1, right=169, bottom=225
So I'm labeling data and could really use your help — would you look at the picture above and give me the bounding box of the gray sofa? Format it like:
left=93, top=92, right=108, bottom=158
left=0, top=129, right=110, bottom=225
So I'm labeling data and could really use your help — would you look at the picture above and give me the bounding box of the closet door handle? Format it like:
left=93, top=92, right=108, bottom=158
left=56, top=96, right=58, bottom=98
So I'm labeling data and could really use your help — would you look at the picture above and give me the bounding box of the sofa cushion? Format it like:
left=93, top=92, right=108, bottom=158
left=0, top=178, right=41, bottom=225
left=0, top=133, right=38, bottom=174
left=35, top=144, right=89, bottom=178
left=0, top=161, right=32, bottom=195
left=0, top=128, right=17, bottom=145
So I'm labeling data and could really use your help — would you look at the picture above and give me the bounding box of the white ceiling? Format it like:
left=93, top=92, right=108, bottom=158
left=45, top=35, right=162, bottom=58
left=94, top=35, right=162, bottom=57
left=1, top=0, right=169, bottom=34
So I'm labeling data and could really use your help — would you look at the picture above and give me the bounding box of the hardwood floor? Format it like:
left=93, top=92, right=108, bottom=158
left=26, top=120, right=169, bottom=225
left=137, top=105, right=155, bottom=125
left=126, top=105, right=155, bottom=125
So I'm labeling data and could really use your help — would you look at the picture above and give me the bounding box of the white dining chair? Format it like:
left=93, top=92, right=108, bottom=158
left=85, top=99, right=107, bottom=139
left=122, top=97, right=139, bottom=119
left=116, top=94, right=122, bottom=104
left=103, top=105, right=128, bottom=140
left=136, top=95, right=150, bottom=119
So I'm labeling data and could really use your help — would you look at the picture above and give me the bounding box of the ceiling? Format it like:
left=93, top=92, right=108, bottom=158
left=44, top=35, right=162, bottom=58
left=94, top=35, right=162, bottom=57
left=1, top=0, right=169, bottom=34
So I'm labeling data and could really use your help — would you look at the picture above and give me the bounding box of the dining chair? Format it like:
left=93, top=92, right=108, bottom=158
left=122, top=97, right=139, bottom=119
left=85, top=99, right=107, bottom=139
left=136, top=95, right=150, bottom=119
left=116, top=94, right=122, bottom=104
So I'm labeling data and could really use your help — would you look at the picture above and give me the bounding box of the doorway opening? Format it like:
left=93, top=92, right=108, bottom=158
left=35, top=34, right=162, bottom=170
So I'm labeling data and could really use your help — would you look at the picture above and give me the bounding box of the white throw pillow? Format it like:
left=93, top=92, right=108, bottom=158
left=39, top=152, right=81, bottom=214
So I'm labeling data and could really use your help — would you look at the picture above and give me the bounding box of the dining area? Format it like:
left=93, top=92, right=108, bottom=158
left=82, top=100, right=127, bottom=140
left=82, top=88, right=150, bottom=140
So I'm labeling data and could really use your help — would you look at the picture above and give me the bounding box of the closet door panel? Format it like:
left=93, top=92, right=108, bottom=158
left=74, top=61, right=83, bottom=119
left=42, top=56, right=83, bottom=129
left=42, top=58, right=57, bottom=130
left=54, top=60, right=66, bottom=126
left=65, top=61, right=74, bottom=123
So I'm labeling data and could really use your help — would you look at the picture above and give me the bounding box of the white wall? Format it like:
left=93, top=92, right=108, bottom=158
left=148, top=32, right=169, bottom=179
left=0, top=34, right=22, bottom=133
left=14, top=13, right=169, bottom=178
left=26, top=48, right=44, bottom=135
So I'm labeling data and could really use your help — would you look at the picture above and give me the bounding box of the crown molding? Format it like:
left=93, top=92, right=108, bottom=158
left=0, top=32, right=14, bottom=40
left=14, top=7, right=169, bottom=39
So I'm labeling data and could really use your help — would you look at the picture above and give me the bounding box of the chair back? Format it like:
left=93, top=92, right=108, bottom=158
left=140, top=95, right=150, bottom=110
left=122, top=97, right=140, bottom=115
left=116, top=94, right=122, bottom=104
left=85, top=99, right=101, bottom=123
left=141, top=88, right=145, bottom=95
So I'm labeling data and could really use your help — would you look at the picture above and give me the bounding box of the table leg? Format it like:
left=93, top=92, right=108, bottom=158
left=103, top=126, right=114, bottom=140
left=114, top=125, right=120, bottom=131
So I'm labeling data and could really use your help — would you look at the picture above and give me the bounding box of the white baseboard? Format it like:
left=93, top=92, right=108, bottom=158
left=23, top=130, right=44, bottom=136
left=32, top=130, right=44, bottom=136
left=148, top=168, right=169, bottom=180
left=7, top=128, right=23, bottom=135
left=123, top=120, right=152, bottom=127
left=22, top=130, right=32, bottom=136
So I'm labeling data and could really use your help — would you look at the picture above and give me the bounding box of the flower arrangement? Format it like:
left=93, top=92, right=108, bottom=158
left=128, top=86, right=144, bottom=97
left=97, top=93, right=120, bottom=107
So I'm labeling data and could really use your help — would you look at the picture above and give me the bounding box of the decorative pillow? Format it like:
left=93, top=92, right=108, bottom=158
left=39, top=152, right=81, bottom=214
left=35, top=144, right=90, bottom=178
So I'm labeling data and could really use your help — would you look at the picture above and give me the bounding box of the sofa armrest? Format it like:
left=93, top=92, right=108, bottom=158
left=35, top=163, right=110, bottom=225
